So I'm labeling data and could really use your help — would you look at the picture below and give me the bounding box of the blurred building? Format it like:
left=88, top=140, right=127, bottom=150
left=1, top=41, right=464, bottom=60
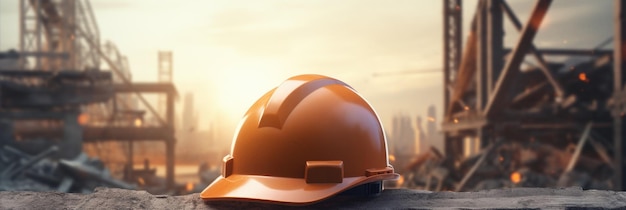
left=425, top=105, right=442, bottom=152
left=390, top=113, right=421, bottom=172
left=415, top=116, right=427, bottom=154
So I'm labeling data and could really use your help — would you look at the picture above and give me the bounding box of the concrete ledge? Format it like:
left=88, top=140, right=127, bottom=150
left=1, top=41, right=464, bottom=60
left=2, top=187, right=626, bottom=209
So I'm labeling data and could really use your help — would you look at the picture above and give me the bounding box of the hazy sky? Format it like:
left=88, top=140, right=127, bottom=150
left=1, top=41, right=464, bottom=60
left=0, top=0, right=614, bottom=145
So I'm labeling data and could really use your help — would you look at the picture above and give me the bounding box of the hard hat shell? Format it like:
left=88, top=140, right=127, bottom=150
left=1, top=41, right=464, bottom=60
left=200, top=74, right=398, bottom=205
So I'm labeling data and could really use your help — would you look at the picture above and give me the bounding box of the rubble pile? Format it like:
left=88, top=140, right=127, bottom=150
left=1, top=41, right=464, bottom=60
left=400, top=139, right=614, bottom=191
left=0, top=145, right=135, bottom=193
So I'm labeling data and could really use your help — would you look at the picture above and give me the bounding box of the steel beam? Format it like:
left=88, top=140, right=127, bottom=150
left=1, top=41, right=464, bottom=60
left=487, top=0, right=504, bottom=96
left=443, top=0, right=462, bottom=159
left=166, top=88, right=176, bottom=189
left=476, top=0, right=490, bottom=147
left=501, top=0, right=564, bottom=99
left=113, top=83, right=178, bottom=95
left=443, top=0, right=463, bottom=116
left=0, top=69, right=111, bottom=79
left=613, top=0, right=626, bottom=191
left=0, top=111, right=67, bottom=119
left=76, top=27, right=169, bottom=127
left=503, top=48, right=613, bottom=56
left=13, top=126, right=175, bottom=142
left=441, top=118, right=488, bottom=132
left=484, top=0, right=552, bottom=118
left=446, top=1, right=488, bottom=119
left=476, top=0, right=488, bottom=111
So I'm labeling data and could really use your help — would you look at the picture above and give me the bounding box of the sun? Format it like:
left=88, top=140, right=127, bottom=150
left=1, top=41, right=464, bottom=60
left=214, top=62, right=284, bottom=119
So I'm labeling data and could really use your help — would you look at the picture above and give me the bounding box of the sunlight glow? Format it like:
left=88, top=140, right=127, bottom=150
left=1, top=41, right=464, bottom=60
left=213, top=61, right=284, bottom=118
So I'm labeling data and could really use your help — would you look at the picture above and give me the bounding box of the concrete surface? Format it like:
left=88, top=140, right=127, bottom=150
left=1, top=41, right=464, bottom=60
left=1, top=187, right=626, bottom=209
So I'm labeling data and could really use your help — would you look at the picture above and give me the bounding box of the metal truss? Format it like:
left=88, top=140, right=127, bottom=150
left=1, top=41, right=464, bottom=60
left=442, top=0, right=626, bottom=190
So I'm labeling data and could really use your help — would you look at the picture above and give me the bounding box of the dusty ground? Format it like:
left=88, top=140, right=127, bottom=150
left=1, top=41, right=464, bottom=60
left=1, top=187, right=626, bottom=209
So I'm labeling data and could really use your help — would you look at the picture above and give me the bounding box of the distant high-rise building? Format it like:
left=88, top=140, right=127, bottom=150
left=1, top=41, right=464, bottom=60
left=415, top=116, right=426, bottom=154
left=181, top=92, right=198, bottom=134
left=389, top=113, right=420, bottom=173
left=426, top=105, right=442, bottom=152
left=391, top=114, right=416, bottom=157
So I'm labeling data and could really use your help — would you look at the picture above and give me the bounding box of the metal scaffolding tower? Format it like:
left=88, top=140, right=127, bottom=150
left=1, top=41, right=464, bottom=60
left=8, top=0, right=178, bottom=192
left=441, top=0, right=625, bottom=190
left=158, top=51, right=173, bottom=120
left=19, top=0, right=100, bottom=71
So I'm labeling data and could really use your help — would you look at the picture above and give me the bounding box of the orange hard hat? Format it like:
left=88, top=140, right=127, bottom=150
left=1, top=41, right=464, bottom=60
left=200, top=74, right=398, bottom=205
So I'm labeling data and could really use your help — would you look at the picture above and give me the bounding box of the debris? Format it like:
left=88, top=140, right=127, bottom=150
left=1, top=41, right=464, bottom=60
left=3, top=146, right=58, bottom=179
left=0, top=146, right=135, bottom=193
left=399, top=137, right=614, bottom=191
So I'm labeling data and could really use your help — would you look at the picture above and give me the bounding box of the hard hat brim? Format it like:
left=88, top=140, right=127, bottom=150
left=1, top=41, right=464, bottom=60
left=200, top=173, right=399, bottom=206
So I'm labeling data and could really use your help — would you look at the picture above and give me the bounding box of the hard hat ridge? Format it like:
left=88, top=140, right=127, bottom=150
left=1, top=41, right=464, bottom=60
left=259, top=74, right=351, bottom=129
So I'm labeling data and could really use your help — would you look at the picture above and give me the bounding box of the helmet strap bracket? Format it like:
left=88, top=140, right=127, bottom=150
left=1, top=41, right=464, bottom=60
left=365, top=166, right=394, bottom=177
left=305, top=161, right=344, bottom=183
left=222, top=155, right=234, bottom=178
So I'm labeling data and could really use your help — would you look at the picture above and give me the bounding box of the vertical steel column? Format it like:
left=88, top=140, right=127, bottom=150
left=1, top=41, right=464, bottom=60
left=476, top=1, right=487, bottom=111
left=476, top=1, right=488, bottom=148
left=165, top=90, right=176, bottom=189
left=484, top=0, right=552, bottom=118
left=613, top=0, right=626, bottom=191
left=443, top=0, right=462, bottom=159
left=34, top=0, right=41, bottom=69
left=20, top=0, right=44, bottom=69
left=127, top=139, right=134, bottom=179
left=19, top=0, right=25, bottom=68
left=158, top=51, right=173, bottom=121
left=64, top=0, right=77, bottom=70
left=487, top=0, right=504, bottom=97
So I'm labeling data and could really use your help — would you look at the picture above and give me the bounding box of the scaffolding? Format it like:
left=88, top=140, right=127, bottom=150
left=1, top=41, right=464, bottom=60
left=441, top=0, right=625, bottom=190
left=4, top=0, right=178, bottom=191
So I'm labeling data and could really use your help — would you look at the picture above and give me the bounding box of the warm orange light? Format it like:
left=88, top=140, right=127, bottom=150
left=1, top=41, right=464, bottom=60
left=137, top=177, right=145, bottom=186
left=578, top=73, right=588, bottom=82
left=510, top=172, right=522, bottom=184
left=427, top=117, right=435, bottom=122
left=396, top=175, right=405, bottom=187
left=186, top=182, right=194, bottom=191
left=77, top=113, right=89, bottom=125
left=389, top=155, right=396, bottom=162
left=134, top=118, right=143, bottom=127
left=463, top=106, right=469, bottom=111
left=453, top=118, right=459, bottom=124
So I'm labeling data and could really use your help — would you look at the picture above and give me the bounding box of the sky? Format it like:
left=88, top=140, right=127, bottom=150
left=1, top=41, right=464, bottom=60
left=0, top=0, right=614, bottom=148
